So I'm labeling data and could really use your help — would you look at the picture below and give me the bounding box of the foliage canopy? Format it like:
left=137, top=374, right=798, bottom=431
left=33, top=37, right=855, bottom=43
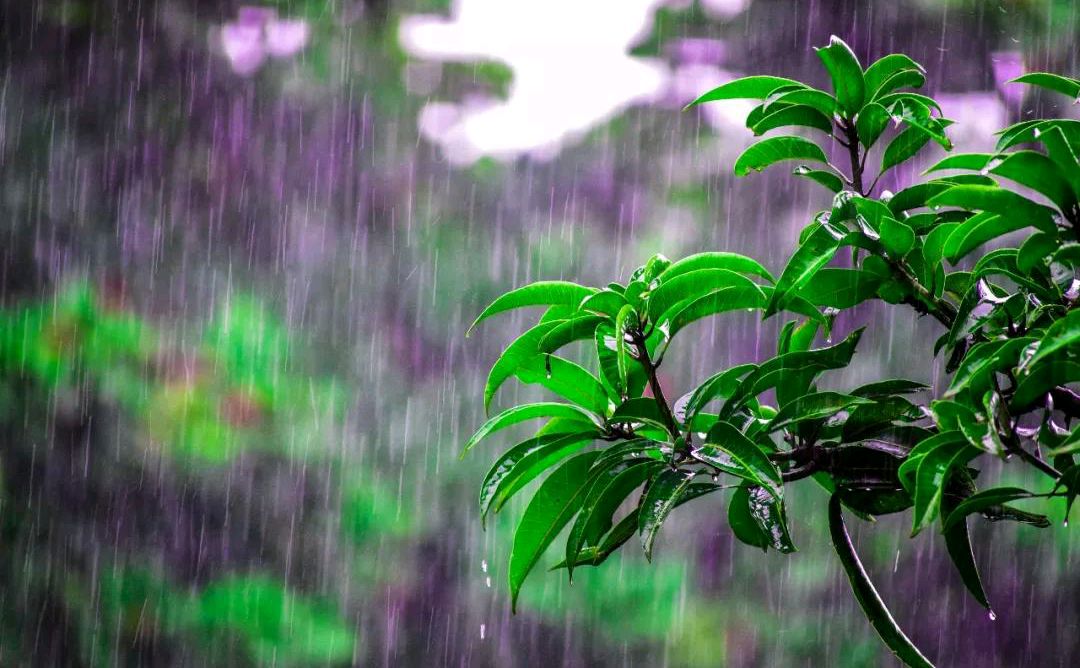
left=466, top=35, right=1080, bottom=666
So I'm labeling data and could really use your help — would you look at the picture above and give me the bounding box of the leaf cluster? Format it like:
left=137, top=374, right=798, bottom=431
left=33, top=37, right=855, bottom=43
left=466, top=36, right=1080, bottom=666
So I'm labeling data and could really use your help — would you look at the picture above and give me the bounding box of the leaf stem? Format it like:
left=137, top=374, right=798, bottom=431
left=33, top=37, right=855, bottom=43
left=630, top=330, right=685, bottom=451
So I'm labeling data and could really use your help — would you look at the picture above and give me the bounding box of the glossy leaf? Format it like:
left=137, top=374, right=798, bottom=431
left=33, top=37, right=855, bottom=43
left=462, top=402, right=602, bottom=459
left=911, top=439, right=979, bottom=536
left=940, top=493, right=992, bottom=612
left=468, top=281, right=594, bottom=335
left=565, top=458, right=663, bottom=580
left=686, top=76, right=807, bottom=107
left=764, top=392, right=872, bottom=433
left=728, top=483, right=770, bottom=550
left=655, top=251, right=775, bottom=284
left=638, top=467, right=697, bottom=560
left=929, top=185, right=1057, bottom=234
left=610, top=397, right=674, bottom=437
left=815, top=35, right=865, bottom=114
left=696, top=420, right=783, bottom=500
left=478, top=430, right=599, bottom=524
left=733, top=136, right=829, bottom=177
left=509, top=451, right=601, bottom=611
left=646, top=268, right=763, bottom=323
left=864, top=54, right=925, bottom=100
left=793, top=165, right=846, bottom=192
left=765, top=221, right=843, bottom=317
left=1009, top=72, right=1080, bottom=100
left=942, top=487, right=1043, bottom=532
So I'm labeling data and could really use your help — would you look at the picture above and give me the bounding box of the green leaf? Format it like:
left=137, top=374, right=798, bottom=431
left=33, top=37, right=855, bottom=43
left=733, top=136, right=829, bottom=177
left=764, top=392, right=872, bottom=433
left=723, top=328, right=865, bottom=417
left=556, top=483, right=724, bottom=570
left=638, top=467, right=697, bottom=560
left=646, top=269, right=763, bottom=323
left=851, top=379, right=929, bottom=398
left=695, top=421, right=783, bottom=500
left=462, top=402, right=603, bottom=459
left=881, top=125, right=933, bottom=174
left=479, top=430, right=600, bottom=524
left=595, top=323, right=646, bottom=400
left=828, top=495, right=936, bottom=668
left=911, top=439, right=979, bottom=536
left=941, top=487, right=1042, bottom=532
left=923, top=153, right=994, bottom=173
left=579, top=289, right=627, bottom=319
left=880, top=216, right=916, bottom=256
left=610, top=398, right=674, bottom=437
left=1018, top=231, right=1059, bottom=274
left=468, top=281, right=595, bottom=335
left=683, top=363, right=758, bottom=424
left=930, top=185, right=1057, bottom=234
left=655, top=252, right=775, bottom=284
left=614, top=305, right=637, bottom=391
left=686, top=76, right=807, bottom=107
left=485, top=321, right=562, bottom=410
left=764, top=87, right=840, bottom=117
left=1022, top=309, right=1080, bottom=373
left=1012, top=361, right=1080, bottom=410
left=1053, top=465, right=1080, bottom=522
left=864, top=54, right=925, bottom=100
left=815, top=35, right=865, bottom=114
left=514, top=355, right=614, bottom=415
left=536, top=315, right=606, bottom=355
left=565, top=458, right=664, bottom=580
left=799, top=268, right=882, bottom=309
left=751, top=105, right=833, bottom=135
left=728, top=483, right=770, bottom=550
left=743, top=483, right=797, bottom=552
left=765, top=221, right=843, bottom=317
left=940, top=493, right=992, bottom=612
left=509, top=451, right=601, bottom=612
left=856, top=102, right=891, bottom=148
left=986, top=151, right=1077, bottom=214
left=1009, top=72, right=1080, bottom=101
left=939, top=212, right=1012, bottom=263
left=661, top=285, right=769, bottom=342
left=793, top=165, right=846, bottom=192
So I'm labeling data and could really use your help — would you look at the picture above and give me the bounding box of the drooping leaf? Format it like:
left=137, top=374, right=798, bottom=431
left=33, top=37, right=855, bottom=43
left=733, top=136, right=829, bottom=177
left=793, top=165, right=846, bottom=192
left=911, top=439, right=980, bottom=536
left=743, top=483, right=797, bottom=552
left=728, top=483, right=770, bottom=550
left=536, top=315, right=606, bottom=355
left=462, top=402, right=603, bottom=458
left=479, top=430, right=600, bottom=524
left=1009, top=72, right=1080, bottom=101
left=686, top=76, right=807, bottom=107
left=940, top=493, right=992, bottom=612
left=695, top=421, right=783, bottom=500
left=941, top=487, right=1043, bottom=532
left=828, top=495, right=936, bottom=668
left=514, top=355, right=614, bottom=415
left=509, top=451, right=601, bottom=611
left=638, top=467, right=697, bottom=560
left=764, top=392, right=872, bottom=433
left=565, top=458, right=664, bottom=580
left=468, top=281, right=595, bottom=335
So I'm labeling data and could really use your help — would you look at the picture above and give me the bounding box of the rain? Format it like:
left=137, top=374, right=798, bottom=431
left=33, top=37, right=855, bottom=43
left=0, top=0, right=1078, bottom=665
